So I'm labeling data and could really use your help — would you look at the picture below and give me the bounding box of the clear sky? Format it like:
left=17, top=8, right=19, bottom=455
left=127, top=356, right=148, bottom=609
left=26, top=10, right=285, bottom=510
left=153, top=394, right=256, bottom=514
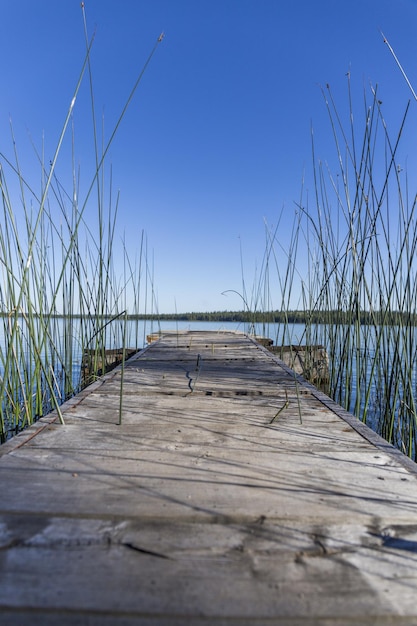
left=1, top=0, right=417, bottom=313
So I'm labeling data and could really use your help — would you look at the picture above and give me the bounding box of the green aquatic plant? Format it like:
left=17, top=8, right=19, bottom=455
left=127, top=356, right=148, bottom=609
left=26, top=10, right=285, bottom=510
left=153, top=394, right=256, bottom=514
left=261, top=73, right=417, bottom=459
left=0, top=7, right=164, bottom=441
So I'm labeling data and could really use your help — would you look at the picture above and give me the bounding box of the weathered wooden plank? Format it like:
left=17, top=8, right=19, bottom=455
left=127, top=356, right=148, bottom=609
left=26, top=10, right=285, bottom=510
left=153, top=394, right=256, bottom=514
left=1, top=330, right=417, bottom=624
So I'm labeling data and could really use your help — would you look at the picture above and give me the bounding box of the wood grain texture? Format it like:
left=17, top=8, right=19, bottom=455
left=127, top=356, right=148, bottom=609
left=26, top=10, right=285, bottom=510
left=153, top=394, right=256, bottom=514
left=1, top=330, right=416, bottom=625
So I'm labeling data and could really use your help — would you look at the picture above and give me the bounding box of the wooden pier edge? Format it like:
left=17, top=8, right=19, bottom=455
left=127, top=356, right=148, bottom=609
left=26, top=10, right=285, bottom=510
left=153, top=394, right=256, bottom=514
left=248, top=333, right=417, bottom=477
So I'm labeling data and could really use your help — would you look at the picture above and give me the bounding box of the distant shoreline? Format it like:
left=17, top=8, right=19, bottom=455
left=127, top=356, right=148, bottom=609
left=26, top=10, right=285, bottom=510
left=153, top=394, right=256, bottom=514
left=5, top=310, right=415, bottom=326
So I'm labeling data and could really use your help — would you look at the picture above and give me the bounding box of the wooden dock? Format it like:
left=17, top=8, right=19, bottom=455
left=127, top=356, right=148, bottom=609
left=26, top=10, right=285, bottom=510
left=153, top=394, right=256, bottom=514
left=1, top=330, right=417, bottom=625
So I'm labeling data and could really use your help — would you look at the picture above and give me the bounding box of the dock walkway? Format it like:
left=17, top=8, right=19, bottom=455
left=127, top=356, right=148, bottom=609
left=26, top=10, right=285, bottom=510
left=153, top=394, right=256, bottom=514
left=1, top=330, right=417, bottom=625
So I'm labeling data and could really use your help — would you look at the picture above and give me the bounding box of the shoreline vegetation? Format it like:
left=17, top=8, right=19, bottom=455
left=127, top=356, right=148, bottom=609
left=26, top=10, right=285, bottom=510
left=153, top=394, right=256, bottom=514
left=73, top=310, right=417, bottom=326
left=5, top=310, right=417, bottom=327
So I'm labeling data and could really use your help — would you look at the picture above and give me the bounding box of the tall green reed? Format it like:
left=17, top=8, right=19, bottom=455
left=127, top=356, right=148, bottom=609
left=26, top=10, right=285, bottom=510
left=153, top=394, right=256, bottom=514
left=0, top=9, right=164, bottom=442
left=259, top=75, right=417, bottom=459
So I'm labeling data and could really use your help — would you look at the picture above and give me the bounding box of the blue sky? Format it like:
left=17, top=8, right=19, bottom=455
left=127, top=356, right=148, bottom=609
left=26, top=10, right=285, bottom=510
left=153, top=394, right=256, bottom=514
left=1, top=0, right=417, bottom=313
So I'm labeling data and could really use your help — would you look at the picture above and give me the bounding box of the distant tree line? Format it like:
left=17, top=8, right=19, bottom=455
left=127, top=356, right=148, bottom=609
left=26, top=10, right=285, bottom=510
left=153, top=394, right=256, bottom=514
left=9, top=310, right=417, bottom=326
left=128, top=310, right=417, bottom=326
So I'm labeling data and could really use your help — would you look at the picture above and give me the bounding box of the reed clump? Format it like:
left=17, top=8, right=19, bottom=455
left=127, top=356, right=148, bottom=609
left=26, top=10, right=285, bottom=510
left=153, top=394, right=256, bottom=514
left=259, top=75, right=417, bottom=460
left=0, top=8, right=163, bottom=442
